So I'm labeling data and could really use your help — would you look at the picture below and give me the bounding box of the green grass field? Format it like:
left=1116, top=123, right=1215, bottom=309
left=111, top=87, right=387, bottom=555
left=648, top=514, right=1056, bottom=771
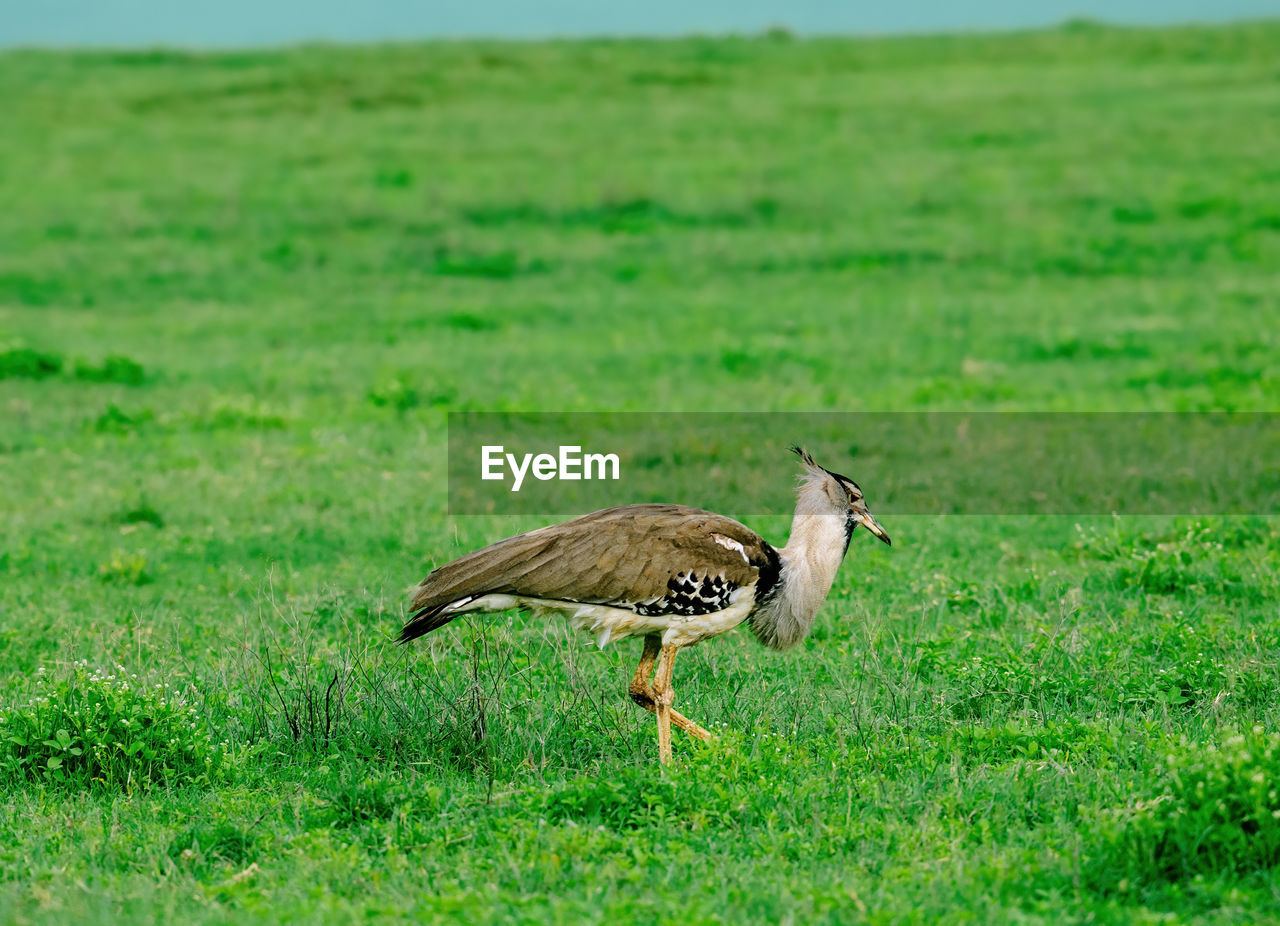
left=2, top=19, right=1280, bottom=923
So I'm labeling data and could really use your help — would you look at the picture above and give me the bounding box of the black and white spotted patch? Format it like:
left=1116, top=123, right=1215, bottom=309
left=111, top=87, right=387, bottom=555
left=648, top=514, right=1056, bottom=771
left=631, top=571, right=736, bottom=617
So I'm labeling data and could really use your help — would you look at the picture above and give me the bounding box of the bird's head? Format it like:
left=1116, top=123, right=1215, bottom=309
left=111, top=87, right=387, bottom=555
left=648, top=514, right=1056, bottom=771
left=790, top=446, right=891, bottom=546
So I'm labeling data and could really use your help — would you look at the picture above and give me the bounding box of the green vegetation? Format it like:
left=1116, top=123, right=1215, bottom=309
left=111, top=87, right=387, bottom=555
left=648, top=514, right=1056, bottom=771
left=1, top=19, right=1279, bottom=922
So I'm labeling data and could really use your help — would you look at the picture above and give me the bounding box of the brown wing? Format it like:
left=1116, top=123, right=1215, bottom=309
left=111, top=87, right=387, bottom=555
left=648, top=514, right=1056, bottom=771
left=400, top=504, right=778, bottom=642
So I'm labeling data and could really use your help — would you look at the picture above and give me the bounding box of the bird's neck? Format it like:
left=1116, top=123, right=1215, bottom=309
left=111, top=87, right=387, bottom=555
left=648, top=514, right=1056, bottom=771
left=749, top=504, right=851, bottom=650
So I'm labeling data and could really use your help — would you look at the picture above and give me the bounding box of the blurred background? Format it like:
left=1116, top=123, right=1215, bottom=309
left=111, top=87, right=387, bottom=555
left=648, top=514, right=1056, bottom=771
left=3, top=0, right=1280, bottom=44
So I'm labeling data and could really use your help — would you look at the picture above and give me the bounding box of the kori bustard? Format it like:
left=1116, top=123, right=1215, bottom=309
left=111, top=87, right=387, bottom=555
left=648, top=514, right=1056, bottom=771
left=401, top=447, right=890, bottom=763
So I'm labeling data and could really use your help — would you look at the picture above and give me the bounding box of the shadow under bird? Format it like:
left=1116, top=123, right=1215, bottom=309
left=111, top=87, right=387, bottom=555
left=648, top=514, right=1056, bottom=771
left=400, top=447, right=890, bottom=763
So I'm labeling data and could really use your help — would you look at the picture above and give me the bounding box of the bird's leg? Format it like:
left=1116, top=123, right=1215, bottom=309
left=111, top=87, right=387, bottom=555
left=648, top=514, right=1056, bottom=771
left=665, top=702, right=712, bottom=743
left=652, top=644, right=678, bottom=764
left=651, top=644, right=715, bottom=757
left=629, top=635, right=712, bottom=746
left=629, top=634, right=662, bottom=709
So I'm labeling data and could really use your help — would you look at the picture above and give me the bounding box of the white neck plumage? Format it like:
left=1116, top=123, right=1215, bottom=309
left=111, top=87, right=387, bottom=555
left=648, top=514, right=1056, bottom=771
left=748, top=484, right=851, bottom=650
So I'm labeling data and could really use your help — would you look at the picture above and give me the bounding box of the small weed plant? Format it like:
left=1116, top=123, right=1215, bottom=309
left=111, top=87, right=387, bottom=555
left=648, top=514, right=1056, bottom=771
left=0, top=662, right=235, bottom=790
left=1094, top=727, right=1280, bottom=886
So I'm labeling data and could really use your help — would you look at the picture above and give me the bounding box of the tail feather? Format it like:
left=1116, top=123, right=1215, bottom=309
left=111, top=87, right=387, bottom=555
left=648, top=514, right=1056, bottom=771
left=397, top=604, right=457, bottom=644
left=399, top=529, right=559, bottom=644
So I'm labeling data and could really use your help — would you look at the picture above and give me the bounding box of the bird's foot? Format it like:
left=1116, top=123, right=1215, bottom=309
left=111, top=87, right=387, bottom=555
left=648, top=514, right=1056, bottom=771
left=675, top=717, right=713, bottom=742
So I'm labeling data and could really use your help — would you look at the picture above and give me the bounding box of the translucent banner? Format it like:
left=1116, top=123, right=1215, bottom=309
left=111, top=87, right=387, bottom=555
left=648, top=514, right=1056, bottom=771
left=446, top=412, right=1279, bottom=516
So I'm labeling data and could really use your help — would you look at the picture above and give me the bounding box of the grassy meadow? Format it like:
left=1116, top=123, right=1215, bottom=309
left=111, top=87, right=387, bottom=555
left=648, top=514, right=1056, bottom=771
left=2, top=19, right=1280, bottom=923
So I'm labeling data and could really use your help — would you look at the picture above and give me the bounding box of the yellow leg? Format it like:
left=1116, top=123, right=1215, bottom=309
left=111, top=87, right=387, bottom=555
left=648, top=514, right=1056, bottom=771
left=629, top=634, right=662, bottom=707
left=629, top=635, right=712, bottom=757
left=654, top=643, right=701, bottom=764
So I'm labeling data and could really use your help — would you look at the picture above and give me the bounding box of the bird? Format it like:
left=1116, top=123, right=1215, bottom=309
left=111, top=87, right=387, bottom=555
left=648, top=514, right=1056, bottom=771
left=400, top=446, right=890, bottom=764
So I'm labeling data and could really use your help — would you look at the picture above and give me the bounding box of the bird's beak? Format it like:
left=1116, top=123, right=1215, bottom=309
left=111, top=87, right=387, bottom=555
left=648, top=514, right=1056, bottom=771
left=855, top=508, right=891, bottom=546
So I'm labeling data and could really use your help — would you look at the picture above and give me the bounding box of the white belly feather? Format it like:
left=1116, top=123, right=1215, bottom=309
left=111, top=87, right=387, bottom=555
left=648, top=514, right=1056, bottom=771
left=441, top=586, right=758, bottom=649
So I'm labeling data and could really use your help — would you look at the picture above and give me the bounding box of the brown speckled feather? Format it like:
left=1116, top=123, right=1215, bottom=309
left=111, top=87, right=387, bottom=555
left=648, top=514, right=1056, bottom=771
left=401, top=504, right=776, bottom=642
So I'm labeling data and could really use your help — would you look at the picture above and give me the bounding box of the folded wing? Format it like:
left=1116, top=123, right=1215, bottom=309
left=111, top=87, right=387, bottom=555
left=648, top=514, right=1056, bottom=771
left=400, top=504, right=775, bottom=642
